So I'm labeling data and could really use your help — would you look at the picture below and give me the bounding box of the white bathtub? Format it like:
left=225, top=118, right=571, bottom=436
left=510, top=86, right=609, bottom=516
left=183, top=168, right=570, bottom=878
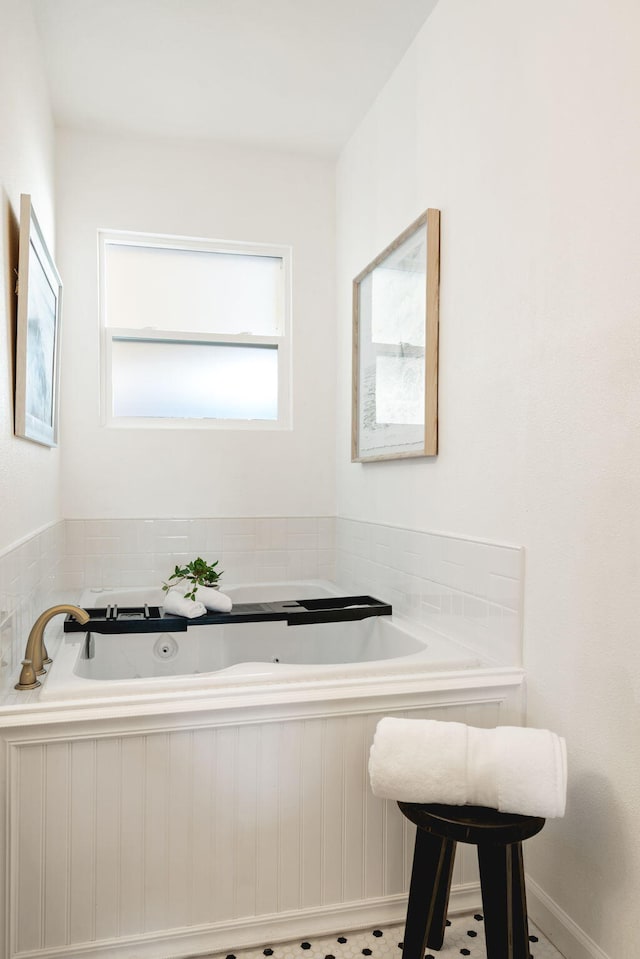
left=39, top=580, right=482, bottom=701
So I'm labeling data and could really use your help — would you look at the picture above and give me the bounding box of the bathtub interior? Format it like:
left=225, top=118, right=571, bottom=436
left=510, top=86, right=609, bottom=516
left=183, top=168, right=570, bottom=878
left=73, top=615, right=433, bottom=681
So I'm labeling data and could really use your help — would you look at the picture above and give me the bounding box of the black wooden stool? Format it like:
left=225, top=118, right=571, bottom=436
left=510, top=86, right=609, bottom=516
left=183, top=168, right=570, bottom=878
left=398, top=802, right=545, bottom=959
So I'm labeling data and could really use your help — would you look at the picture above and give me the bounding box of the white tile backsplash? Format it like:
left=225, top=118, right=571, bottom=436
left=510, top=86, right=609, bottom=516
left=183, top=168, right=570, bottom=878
left=335, top=518, right=523, bottom=667
left=317, top=518, right=336, bottom=549
left=286, top=517, right=318, bottom=534
left=222, top=532, right=257, bottom=552
left=59, top=516, right=337, bottom=592
left=487, top=571, right=521, bottom=610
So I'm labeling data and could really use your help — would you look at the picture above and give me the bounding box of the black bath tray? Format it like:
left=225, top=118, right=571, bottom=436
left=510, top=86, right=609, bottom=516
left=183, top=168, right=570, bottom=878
left=64, top=605, right=182, bottom=634
left=63, top=595, right=392, bottom=634
left=282, top=596, right=392, bottom=626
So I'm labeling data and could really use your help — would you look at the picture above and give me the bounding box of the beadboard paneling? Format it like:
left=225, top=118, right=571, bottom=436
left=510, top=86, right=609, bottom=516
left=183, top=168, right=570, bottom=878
left=7, top=696, right=506, bottom=958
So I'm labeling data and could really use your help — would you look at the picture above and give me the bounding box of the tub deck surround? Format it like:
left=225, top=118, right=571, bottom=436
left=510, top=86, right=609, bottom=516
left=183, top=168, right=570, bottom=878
left=30, top=581, right=518, bottom=705
left=0, top=581, right=525, bottom=716
left=39, top=623, right=499, bottom=704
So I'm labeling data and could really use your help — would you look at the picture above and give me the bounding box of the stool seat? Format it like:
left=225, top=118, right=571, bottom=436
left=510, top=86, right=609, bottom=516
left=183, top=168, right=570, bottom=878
left=398, top=802, right=545, bottom=959
left=399, top=801, right=545, bottom=845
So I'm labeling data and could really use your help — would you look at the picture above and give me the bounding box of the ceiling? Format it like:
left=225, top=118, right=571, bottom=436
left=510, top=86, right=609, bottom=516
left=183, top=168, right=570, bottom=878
left=31, top=0, right=439, bottom=157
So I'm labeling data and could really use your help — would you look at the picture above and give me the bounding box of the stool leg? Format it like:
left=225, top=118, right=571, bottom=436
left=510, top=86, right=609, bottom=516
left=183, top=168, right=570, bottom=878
left=477, top=841, right=530, bottom=959
left=402, top=828, right=456, bottom=958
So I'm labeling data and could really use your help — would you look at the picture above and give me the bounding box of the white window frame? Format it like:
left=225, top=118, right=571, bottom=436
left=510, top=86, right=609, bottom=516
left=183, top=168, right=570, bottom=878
left=98, top=229, right=292, bottom=430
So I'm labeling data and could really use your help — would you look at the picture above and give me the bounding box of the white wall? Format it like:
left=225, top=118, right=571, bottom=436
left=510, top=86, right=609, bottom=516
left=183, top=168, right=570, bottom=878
left=56, top=130, right=336, bottom=519
left=0, top=0, right=57, bottom=552
left=336, top=0, right=640, bottom=955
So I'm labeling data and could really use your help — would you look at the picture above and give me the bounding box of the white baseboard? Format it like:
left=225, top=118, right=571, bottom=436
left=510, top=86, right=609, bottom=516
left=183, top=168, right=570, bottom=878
left=527, top=878, right=610, bottom=959
left=11, top=886, right=481, bottom=959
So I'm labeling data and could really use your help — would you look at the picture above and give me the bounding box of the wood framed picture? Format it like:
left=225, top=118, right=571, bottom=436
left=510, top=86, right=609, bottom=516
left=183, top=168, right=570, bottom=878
left=14, top=194, right=63, bottom=447
left=352, top=208, right=440, bottom=462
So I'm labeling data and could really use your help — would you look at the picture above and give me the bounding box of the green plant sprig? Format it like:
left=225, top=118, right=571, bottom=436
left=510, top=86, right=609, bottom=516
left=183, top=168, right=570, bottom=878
left=162, top=557, right=223, bottom=600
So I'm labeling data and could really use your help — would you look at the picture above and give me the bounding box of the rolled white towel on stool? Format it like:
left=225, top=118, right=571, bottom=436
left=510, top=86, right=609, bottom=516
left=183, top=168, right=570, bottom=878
left=163, top=589, right=207, bottom=619
left=369, top=717, right=470, bottom=806
left=494, top=725, right=567, bottom=818
left=197, top=586, right=233, bottom=613
left=369, top=718, right=567, bottom=819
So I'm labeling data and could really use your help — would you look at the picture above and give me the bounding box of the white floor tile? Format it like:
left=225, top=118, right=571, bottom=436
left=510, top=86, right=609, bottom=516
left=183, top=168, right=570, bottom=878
left=195, top=914, right=566, bottom=959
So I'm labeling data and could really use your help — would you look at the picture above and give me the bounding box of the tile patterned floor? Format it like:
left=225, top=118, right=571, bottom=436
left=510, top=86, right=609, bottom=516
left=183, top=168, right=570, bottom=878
left=199, top=914, right=566, bottom=959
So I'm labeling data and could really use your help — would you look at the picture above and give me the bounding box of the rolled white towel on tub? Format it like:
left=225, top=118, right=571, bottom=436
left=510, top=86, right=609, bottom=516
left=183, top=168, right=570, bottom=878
left=163, top=590, right=206, bottom=619
left=197, top=586, right=233, bottom=613
left=369, top=718, right=567, bottom=819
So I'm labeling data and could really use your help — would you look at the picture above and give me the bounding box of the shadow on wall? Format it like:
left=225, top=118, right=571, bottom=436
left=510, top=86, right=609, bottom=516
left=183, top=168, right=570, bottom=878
left=2, top=188, right=20, bottom=418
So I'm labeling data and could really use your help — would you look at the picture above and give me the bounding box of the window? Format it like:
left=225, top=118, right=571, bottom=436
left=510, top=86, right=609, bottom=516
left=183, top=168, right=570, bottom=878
left=99, top=230, right=291, bottom=428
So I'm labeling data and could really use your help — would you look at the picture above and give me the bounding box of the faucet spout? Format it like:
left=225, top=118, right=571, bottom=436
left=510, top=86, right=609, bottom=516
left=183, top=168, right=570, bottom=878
left=15, top=605, right=90, bottom=691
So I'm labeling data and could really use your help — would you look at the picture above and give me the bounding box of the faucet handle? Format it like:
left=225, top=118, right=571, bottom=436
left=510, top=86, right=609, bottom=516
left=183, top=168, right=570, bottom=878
left=15, top=659, right=41, bottom=691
